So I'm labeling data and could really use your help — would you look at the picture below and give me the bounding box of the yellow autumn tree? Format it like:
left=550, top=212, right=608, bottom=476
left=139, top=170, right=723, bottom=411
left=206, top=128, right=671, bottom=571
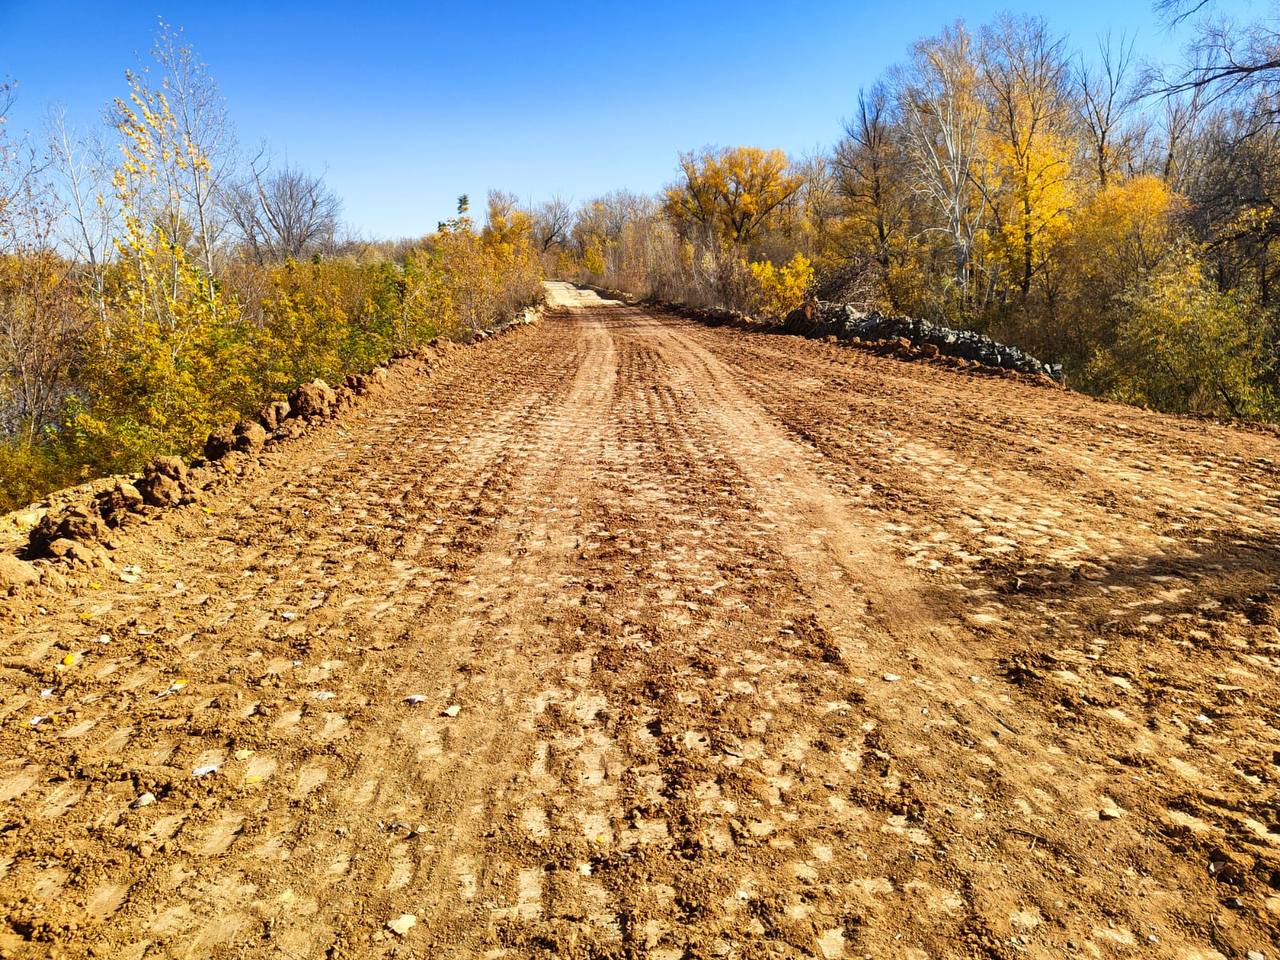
left=984, top=130, right=1076, bottom=299
left=664, top=146, right=804, bottom=247
left=72, top=71, right=248, bottom=470
left=428, top=194, right=542, bottom=336
left=979, top=15, right=1077, bottom=303
left=581, top=238, right=607, bottom=279
left=1051, top=175, right=1185, bottom=370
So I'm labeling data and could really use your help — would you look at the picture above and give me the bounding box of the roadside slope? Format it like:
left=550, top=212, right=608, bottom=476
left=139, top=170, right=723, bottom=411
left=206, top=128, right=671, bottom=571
left=0, top=283, right=1276, bottom=960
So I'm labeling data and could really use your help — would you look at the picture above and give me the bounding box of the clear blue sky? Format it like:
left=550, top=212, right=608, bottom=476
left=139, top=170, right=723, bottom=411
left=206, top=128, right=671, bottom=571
left=0, top=0, right=1261, bottom=239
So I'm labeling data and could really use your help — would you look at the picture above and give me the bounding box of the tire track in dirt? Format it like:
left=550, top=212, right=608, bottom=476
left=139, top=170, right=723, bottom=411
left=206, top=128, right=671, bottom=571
left=0, top=284, right=1275, bottom=959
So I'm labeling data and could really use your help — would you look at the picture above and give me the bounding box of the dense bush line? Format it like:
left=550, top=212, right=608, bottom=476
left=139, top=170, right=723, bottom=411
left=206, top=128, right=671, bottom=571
left=0, top=29, right=541, bottom=512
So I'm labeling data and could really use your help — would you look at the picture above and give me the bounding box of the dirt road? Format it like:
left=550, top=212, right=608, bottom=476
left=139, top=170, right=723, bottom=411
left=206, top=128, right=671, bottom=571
left=0, top=282, right=1278, bottom=960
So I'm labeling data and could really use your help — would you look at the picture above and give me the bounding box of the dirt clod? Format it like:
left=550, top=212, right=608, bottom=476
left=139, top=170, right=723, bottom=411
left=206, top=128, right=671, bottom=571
left=204, top=425, right=237, bottom=461
left=29, top=506, right=107, bottom=555
left=136, top=456, right=191, bottom=508
left=94, top=481, right=145, bottom=528
left=0, top=554, right=39, bottom=593
left=233, top=419, right=268, bottom=453
left=288, top=379, right=337, bottom=420
left=259, top=399, right=292, bottom=432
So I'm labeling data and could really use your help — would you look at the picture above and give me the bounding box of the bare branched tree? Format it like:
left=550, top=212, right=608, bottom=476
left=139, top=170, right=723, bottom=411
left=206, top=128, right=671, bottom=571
left=0, top=82, right=36, bottom=219
left=835, top=83, right=911, bottom=303
left=0, top=86, right=80, bottom=442
left=893, top=22, right=987, bottom=296
left=1076, top=32, right=1138, bottom=189
left=1152, top=1, right=1280, bottom=132
left=790, top=151, right=838, bottom=256
left=1142, top=87, right=1207, bottom=191
left=151, top=22, right=238, bottom=309
left=532, top=196, right=572, bottom=252
left=485, top=190, right=520, bottom=228
left=47, top=107, right=116, bottom=322
left=226, top=160, right=342, bottom=263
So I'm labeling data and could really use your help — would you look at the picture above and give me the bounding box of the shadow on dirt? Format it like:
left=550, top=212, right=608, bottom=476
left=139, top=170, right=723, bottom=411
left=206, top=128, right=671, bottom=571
left=980, top=526, right=1280, bottom=632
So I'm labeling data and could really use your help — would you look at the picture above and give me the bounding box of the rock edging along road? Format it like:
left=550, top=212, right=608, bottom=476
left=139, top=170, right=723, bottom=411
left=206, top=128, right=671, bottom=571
left=0, top=281, right=1277, bottom=960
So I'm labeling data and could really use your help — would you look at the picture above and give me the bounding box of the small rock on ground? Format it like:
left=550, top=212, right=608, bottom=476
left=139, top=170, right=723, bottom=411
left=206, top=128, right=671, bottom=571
left=387, top=914, right=416, bottom=936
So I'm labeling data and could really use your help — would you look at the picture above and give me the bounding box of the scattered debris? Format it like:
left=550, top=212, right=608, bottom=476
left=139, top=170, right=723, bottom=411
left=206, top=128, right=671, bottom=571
left=5, top=329, right=518, bottom=590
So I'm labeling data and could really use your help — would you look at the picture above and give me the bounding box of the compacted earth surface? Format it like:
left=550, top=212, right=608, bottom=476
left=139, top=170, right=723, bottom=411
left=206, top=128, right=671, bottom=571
left=0, top=282, right=1277, bottom=960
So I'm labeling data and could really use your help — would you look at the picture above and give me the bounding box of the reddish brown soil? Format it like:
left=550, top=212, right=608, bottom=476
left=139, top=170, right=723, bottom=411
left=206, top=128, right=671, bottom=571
left=0, top=283, right=1277, bottom=960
